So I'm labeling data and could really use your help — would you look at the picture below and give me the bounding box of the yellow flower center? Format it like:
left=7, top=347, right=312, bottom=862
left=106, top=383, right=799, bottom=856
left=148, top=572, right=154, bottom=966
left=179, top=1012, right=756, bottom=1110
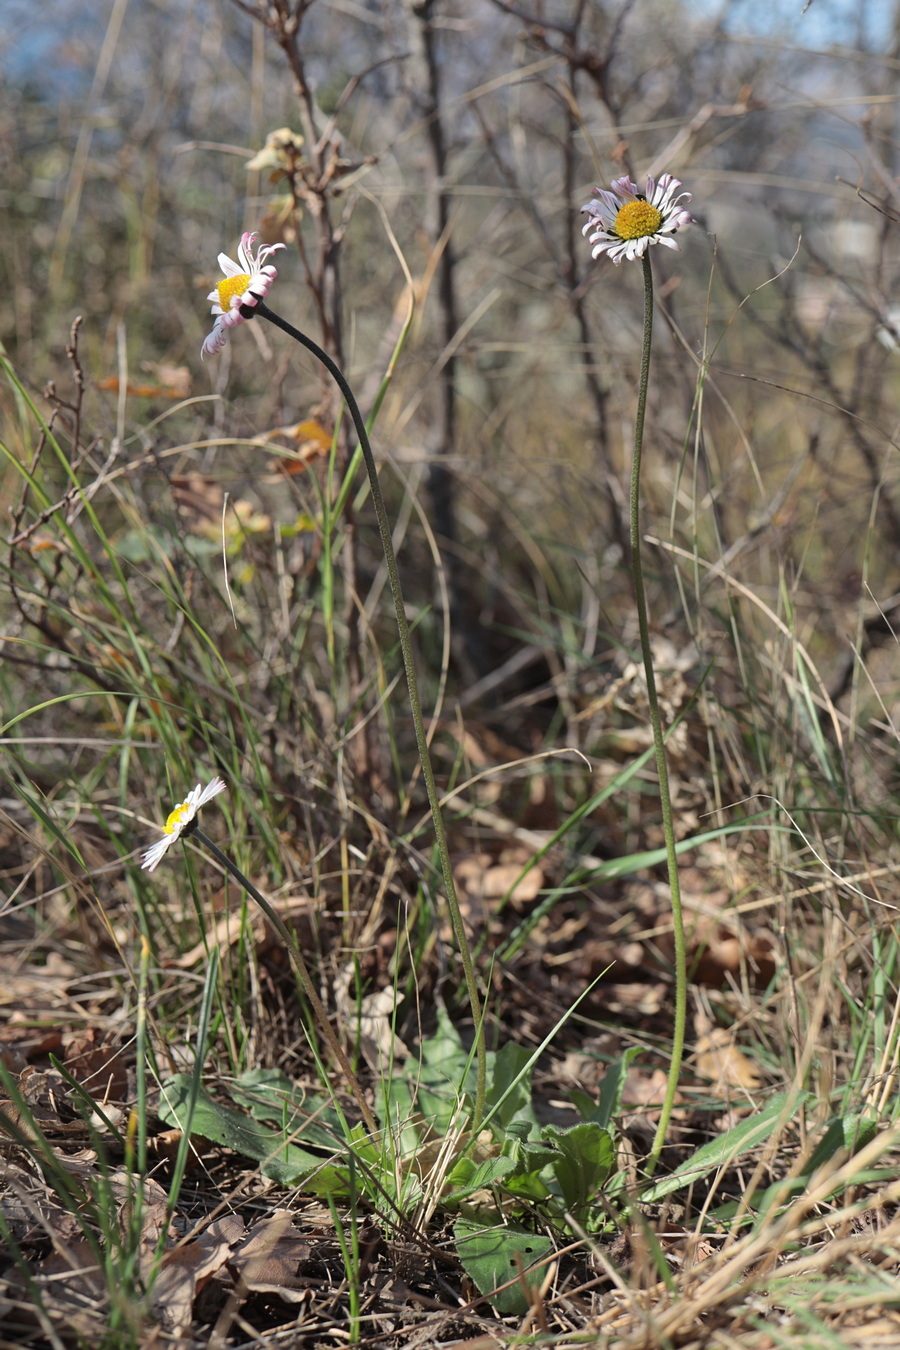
left=164, top=801, right=191, bottom=835
left=217, top=273, right=251, bottom=309
left=614, top=200, right=663, bottom=240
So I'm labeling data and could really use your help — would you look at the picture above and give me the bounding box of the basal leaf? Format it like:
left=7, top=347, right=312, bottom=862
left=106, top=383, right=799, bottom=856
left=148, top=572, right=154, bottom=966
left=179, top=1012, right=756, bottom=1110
left=544, top=1122, right=615, bottom=1216
left=158, top=1074, right=348, bottom=1194
left=640, top=1091, right=812, bottom=1204
left=230, top=1067, right=343, bottom=1153
left=443, top=1154, right=516, bottom=1203
left=454, top=1218, right=553, bottom=1316
left=485, top=1042, right=534, bottom=1128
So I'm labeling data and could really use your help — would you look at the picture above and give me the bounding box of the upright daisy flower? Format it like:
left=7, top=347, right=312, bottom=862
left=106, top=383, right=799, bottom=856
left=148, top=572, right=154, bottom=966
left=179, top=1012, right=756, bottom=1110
left=581, top=173, right=693, bottom=265
left=201, top=232, right=285, bottom=358
left=140, top=777, right=227, bottom=872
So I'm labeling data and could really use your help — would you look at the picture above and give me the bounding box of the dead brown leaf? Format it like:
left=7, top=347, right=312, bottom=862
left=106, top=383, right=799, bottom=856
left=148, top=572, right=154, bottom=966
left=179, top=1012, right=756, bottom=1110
left=62, top=1029, right=128, bottom=1103
left=97, top=363, right=191, bottom=399
left=455, top=850, right=545, bottom=919
left=335, top=971, right=408, bottom=1073
left=152, top=1215, right=244, bottom=1337
left=264, top=417, right=333, bottom=476
left=226, top=1210, right=313, bottom=1298
left=694, top=1021, right=761, bottom=1092
left=173, top=895, right=317, bottom=969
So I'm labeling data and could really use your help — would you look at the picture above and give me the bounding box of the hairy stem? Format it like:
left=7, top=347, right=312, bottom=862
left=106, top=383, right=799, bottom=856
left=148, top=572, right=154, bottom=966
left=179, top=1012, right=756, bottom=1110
left=252, top=300, right=487, bottom=1127
left=631, top=255, right=686, bottom=1172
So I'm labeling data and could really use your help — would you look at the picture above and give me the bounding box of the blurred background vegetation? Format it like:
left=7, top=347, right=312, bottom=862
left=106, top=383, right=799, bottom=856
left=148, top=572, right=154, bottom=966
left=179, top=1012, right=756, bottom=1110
left=2, top=0, right=900, bottom=1227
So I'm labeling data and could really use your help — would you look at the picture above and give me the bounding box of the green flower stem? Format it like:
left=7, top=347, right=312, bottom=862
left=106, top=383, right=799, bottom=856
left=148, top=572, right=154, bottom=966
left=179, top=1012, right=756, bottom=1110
left=191, top=825, right=380, bottom=1139
left=632, top=255, right=686, bottom=1173
left=248, top=300, right=486, bottom=1129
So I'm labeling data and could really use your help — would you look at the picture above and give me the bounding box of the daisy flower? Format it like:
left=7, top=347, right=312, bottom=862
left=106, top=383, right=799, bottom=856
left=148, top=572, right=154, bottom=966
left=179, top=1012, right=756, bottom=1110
left=201, top=232, right=285, bottom=359
left=140, top=777, right=226, bottom=872
left=581, top=173, right=693, bottom=265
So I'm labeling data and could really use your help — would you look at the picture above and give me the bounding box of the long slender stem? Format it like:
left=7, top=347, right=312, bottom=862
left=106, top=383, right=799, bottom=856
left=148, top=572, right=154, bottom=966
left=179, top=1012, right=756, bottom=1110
left=631, top=255, right=687, bottom=1172
left=191, top=826, right=379, bottom=1139
left=249, top=300, right=487, bottom=1127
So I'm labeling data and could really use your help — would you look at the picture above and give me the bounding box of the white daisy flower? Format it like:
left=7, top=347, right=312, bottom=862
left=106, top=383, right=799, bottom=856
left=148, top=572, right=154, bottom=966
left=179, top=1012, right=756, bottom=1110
left=140, top=777, right=227, bottom=871
left=201, top=232, right=285, bottom=359
left=581, top=173, right=694, bottom=265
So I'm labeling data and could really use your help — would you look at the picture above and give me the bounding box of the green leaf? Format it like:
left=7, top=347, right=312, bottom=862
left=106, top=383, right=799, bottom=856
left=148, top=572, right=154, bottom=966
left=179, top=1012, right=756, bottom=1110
left=229, top=1068, right=343, bottom=1153
left=158, top=1074, right=349, bottom=1194
left=454, top=1218, right=553, bottom=1316
left=502, top=1129, right=558, bottom=1174
left=640, top=1091, right=812, bottom=1204
left=751, top=1113, right=883, bottom=1219
left=381, top=1007, right=470, bottom=1142
left=802, top=1113, right=879, bottom=1177
left=589, top=818, right=771, bottom=882
left=443, top=1154, right=516, bottom=1203
left=572, top=1047, right=643, bottom=1130
left=485, top=1042, right=533, bottom=1128
left=497, top=1132, right=554, bottom=1201
left=596, top=1048, right=642, bottom=1129
left=544, top=1122, right=615, bottom=1217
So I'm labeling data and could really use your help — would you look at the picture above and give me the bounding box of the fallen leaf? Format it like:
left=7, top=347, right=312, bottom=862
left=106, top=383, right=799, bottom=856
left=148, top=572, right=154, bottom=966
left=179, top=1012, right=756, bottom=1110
left=153, top=1216, right=244, bottom=1336
left=62, top=1029, right=129, bottom=1102
left=227, top=1211, right=313, bottom=1296
left=97, top=364, right=190, bottom=399
left=694, top=1025, right=761, bottom=1092
left=173, top=895, right=318, bottom=968
left=265, top=418, right=333, bottom=476
left=335, top=972, right=407, bottom=1073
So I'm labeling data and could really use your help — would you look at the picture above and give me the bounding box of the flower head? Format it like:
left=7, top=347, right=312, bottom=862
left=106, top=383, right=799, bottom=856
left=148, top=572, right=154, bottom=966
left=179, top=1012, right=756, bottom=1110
left=581, top=173, right=693, bottom=265
left=201, top=232, right=285, bottom=359
left=140, top=776, right=226, bottom=871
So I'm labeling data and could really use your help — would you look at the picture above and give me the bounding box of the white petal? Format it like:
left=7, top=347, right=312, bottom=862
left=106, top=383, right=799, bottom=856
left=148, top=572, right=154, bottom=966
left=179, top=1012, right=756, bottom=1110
left=610, top=175, right=639, bottom=201
left=256, top=242, right=285, bottom=269
left=201, top=317, right=231, bottom=359
left=237, top=233, right=256, bottom=271
left=140, top=834, right=176, bottom=872
left=196, top=776, right=227, bottom=809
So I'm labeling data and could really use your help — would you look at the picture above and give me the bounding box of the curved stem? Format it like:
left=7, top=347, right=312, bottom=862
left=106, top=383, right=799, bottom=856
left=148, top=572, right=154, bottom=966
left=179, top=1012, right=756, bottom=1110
left=252, top=300, right=487, bottom=1128
left=192, top=827, right=379, bottom=1138
left=631, top=256, right=687, bottom=1173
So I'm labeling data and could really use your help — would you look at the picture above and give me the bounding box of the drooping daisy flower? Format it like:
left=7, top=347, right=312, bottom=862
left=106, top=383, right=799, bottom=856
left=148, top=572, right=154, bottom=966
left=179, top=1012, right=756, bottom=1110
left=581, top=173, right=693, bottom=265
left=201, top=232, right=285, bottom=359
left=140, top=777, right=226, bottom=871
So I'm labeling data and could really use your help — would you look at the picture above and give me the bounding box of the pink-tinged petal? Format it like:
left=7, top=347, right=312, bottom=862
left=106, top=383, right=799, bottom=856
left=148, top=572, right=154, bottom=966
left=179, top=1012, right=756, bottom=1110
left=236, top=234, right=254, bottom=270
left=581, top=168, right=694, bottom=265
left=201, top=316, right=232, bottom=359
left=610, top=175, right=639, bottom=200
left=202, top=234, right=285, bottom=354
